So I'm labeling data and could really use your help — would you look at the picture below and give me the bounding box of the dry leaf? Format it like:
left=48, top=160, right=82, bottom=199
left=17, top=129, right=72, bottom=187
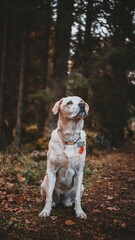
left=26, top=227, right=38, bottom=232
left=107, top=206, right=120, bottom=211
left=113, top=219, right=127, bottom=228
left=17, top=174, right=26, bottom=182
left=92, top=209, right=101, bottom=213
left=16, top=208, right=29, bottom=213
left=107, top=196, right=113, bottom=200
left=65, top=220, right=75, bottom=225
left=6, top=182, right=14, bottom=188
left=25, top=219, right=31, bottom=224
left=7, top=195, right=14, bottom=202
left=51, top=216, right=58, bottom=221
left=10, top=217, right=19, bottom=222
left=104, top=195, right=113, bottom=200
left=121, top=222, right=127, bottom=228
left=16, top=195, right=26, bottom=203
left=75, top=229, right=81, bottom=237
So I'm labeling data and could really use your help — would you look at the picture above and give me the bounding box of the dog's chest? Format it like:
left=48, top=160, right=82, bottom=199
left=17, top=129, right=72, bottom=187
left=63, top=143, right=85, bottom=170
left=55, top=144, right=85, bottom=187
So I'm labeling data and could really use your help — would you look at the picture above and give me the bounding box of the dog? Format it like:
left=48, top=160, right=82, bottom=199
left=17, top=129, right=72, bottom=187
left=39, top=96, right=89, bottom=219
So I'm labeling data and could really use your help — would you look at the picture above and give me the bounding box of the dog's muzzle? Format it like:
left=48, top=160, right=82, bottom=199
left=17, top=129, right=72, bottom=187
left=78, top=102, right=86, bottom=118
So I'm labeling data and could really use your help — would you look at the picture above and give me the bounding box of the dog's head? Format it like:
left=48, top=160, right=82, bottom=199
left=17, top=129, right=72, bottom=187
left=52, top=96, right=89, bottom=119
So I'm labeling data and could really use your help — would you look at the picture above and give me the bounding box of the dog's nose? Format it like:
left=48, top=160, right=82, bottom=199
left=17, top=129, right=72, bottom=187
left=79, top=102, right=85, bottom=108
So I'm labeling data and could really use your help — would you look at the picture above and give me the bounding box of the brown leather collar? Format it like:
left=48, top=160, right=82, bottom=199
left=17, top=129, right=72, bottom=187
left=58, top=129, right=81, bottom=145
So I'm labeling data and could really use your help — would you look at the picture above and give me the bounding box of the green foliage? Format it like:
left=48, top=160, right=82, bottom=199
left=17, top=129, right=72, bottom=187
left=28, top=88, right=54, bottom=104
left=85, top=159, right=95, bottom=176
left=66, top=71, right=89, bottom=95
left=84, top=166, right=93, bottom=178
left=25, top=88, right=54, bottom=124
left=23, top=170, right=36, bottom=184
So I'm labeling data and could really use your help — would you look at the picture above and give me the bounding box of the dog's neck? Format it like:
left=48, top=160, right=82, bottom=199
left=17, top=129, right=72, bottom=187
left=57, top=115, right=84, bottom=143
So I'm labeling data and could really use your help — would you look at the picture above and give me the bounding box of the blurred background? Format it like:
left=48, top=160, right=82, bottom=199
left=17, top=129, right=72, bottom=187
left=0, top=0, right=135, bottom=150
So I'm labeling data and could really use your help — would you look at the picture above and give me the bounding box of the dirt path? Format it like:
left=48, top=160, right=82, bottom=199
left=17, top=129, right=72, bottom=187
left=0, top=143, right=135, bottom=240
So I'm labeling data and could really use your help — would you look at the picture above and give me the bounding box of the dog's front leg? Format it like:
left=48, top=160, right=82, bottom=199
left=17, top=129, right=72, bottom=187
left=39, top=169, right=56, bottom=217
left=74, top=171, right=87, bottom=219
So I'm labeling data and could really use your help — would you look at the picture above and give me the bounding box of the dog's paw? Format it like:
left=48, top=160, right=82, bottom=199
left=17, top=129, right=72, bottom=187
left=39, top=209, right=51, bottom=217
left=76, top=210, right=87, bottom=219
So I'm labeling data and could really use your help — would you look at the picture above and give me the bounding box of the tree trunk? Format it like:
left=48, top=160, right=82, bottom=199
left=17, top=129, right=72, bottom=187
left=53, top=0, right=74, bottom=99
left=44, top=0, right=74, bottom=131
left=0, top=5, right=7, bottom=148
left=83, top=0, right=93, bottom=77
left=40, top=0, right=52, bottom=133
left=15, top=28, right=27, bottom=148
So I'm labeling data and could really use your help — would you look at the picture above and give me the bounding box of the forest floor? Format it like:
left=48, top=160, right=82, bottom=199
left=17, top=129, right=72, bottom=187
left=0, top=141, right=135, bottom=240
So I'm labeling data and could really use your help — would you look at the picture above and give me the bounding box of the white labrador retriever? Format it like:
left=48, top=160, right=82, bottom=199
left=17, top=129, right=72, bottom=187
left=39, top=96, right=89, bottom=219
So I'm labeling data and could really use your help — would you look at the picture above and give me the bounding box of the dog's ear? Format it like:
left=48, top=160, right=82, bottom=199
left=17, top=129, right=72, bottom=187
left=85, top=102, right=89, bottom=115
left=52, top=99, right=63, bottom=115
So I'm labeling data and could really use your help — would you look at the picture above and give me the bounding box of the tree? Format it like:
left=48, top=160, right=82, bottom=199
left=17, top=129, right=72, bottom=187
left=15, top=27, right=27, bottom=148
left=53, top=0, right=74, bottom=99
left=91, top=0, right=135, bottom=144
left=83, top=0, right=94, bottom=78
left=0, top=1, right=7, bottom=148
left=71, top=0, right=95, bottom=101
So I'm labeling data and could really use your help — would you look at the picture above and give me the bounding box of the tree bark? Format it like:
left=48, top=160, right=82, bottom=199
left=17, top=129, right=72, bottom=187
left=44, top=0, right=74, bottom=131
left=15, top=28, right=27, bottom=148
left=40, top=0, right=52, bottom=133
left=0, top=5, right=7, bottom=146
left=53, top=0, right=74, bottom=99
left=83, top=0, right=94, bottom=77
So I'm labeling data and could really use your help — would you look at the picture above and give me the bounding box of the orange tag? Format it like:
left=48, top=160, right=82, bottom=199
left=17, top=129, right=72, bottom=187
left=79, top=146, right=84, bottom=154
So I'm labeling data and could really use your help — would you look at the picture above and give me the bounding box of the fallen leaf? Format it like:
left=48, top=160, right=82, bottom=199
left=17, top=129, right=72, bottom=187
left=17, top=174, right=26, bottom=182
left=16, top=195, right=26, bottom=203
left=92, top=209, right=101, bottom=213
left=121, top=222, right=127, bottom=228
left=113, top=219, right=127, bottom=228
left=10, top=217, right=19, bottom=222
left=7, top=195, right=14, bottom=202
left=107, top=196, right=113, bottom=200
left=26, top=227, right=38, bottom=232
left=25, top=219, right=31, bottom=224
left=51, top=216, right=58, bottom=221
left=3, top=203, right=9, bottom=210
left=107, top=206, right=120, bottom=211
left=6, top=182, right=14, bottom=188
left=65, top=220, right=75, bottom=225
left=75, top=229, right=81, bottom=237
left=103, top=195, right=113, bottom=200
left=16, top=208, right=29, bottom=213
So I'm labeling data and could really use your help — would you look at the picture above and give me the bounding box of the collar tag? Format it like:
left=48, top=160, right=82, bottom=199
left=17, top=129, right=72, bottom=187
left=79, top=146, right=85, bottom=154
left=77, top=141, right=85, bottom=148
left=77, top=141, right=85, bottom=154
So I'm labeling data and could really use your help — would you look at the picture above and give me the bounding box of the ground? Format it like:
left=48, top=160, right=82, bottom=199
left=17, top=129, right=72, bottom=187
left=0, top=142, right=135, bottom=240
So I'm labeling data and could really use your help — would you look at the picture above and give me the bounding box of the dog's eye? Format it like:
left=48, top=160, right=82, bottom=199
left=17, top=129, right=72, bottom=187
left=67, top=100, right=73, bottom=105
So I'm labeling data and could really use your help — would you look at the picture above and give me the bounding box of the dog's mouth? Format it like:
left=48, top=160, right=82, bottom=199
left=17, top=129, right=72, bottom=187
left=79, top=110, right=86, bottom=118
left=72, top=110, right=86, bottom=119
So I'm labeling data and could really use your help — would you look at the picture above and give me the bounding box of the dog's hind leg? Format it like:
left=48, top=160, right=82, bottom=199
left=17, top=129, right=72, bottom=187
left=40, top=177, right=46, bottom=199
left=52, top=189, right=61, bottom=207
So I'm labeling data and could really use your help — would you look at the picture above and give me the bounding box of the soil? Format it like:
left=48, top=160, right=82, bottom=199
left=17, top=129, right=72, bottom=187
left=0, top=142, right=135, bottom=240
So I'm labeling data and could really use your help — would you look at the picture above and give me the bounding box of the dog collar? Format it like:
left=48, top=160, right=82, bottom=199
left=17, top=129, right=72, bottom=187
left=58, top=129, right=81, bottom=145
